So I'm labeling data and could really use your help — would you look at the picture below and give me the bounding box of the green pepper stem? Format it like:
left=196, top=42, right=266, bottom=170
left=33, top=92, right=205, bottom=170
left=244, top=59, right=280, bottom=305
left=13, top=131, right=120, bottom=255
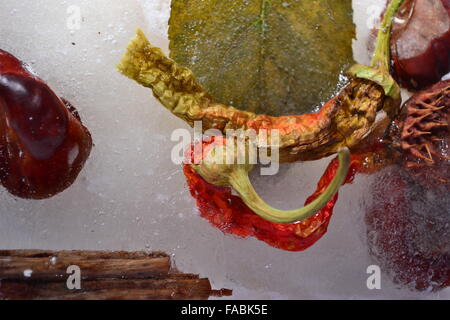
left=228, top=148, right=350, bottom=224
left=371, top=0, right=405, bottom=71
left=348, top=0, right=404, bottom=102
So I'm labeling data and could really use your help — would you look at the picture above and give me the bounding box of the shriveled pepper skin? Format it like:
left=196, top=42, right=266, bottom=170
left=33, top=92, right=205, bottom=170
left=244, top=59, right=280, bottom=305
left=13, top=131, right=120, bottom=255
left=118, top=30, right=388, bottom=162
left=184, top=162, right=338, bottom=251
left=0, top=50, right=92, bottom=199
left=183, top=141, right=372, bottom=251
left=119, top=0, right=404, bottom=162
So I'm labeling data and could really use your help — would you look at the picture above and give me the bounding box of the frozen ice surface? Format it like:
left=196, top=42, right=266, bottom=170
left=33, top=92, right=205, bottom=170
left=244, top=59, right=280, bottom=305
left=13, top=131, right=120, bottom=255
left=0, top=0, right=448, bottom=299
left=396, top=0, right=450, bottom=59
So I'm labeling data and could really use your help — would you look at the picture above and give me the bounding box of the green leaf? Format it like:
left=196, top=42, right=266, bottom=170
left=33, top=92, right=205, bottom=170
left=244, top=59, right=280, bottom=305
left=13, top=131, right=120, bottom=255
left=169, top=0, right=355, bottom=116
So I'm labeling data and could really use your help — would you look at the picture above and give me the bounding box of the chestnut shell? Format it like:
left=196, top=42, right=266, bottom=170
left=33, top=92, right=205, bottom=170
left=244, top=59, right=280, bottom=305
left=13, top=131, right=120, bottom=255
left=391, top=0, right=450, bottom=90
left=0, top=49, right=92, bottom=199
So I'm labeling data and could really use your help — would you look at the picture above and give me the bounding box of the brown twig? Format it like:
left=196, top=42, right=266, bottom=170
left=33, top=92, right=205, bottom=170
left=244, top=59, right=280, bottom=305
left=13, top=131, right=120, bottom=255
left=0, top=250, right=232, bottom=300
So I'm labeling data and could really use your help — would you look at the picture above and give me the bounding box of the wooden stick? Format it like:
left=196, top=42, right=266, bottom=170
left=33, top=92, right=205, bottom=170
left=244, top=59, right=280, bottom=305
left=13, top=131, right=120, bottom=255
left=0, top=250, right=231, bottom=300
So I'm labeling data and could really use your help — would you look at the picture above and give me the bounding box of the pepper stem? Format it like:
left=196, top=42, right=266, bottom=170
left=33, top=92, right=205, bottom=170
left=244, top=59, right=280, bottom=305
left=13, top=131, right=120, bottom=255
left=227, top=148, right=350, bottom=224
left=347, top=0, right=404, bottom=102
left=371, top=0, right=404, bottom=72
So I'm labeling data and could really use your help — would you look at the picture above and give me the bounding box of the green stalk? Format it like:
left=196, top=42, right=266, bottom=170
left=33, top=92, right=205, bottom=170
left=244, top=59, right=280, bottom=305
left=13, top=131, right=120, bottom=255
left=227, top=148, right=350, bottom=224
left=348, top=0, right=404, bottom=100
left=371, top=0, right=405, bottom=71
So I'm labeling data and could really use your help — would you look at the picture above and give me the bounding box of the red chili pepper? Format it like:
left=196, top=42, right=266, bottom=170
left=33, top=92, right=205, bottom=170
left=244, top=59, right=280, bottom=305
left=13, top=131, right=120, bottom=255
left=183, top=139, right=374, bottom=251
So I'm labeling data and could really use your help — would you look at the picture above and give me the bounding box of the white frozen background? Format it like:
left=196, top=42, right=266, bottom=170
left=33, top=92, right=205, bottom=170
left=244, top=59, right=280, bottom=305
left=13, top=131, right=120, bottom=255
left=0, top=0, right=448, bottom=299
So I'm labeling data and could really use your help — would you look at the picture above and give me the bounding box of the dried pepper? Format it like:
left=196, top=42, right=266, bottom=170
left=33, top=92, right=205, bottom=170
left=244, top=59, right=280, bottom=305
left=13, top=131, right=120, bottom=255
left=186, top=140, right=346, bottom=251
left=188, top=136, right=349, bottom=224
left=117, top=0, right=406, bottom=249
left=117, top=0, right=404, bottom=162
left=183, top=134, right=389, bottom=251
left=0, top=49, right=92, bottom=199
left=117, top=0, right=448, bottom=289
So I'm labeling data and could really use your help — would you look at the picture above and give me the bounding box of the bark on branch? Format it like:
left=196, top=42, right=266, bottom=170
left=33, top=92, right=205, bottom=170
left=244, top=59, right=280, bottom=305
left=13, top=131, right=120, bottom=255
left=0, top=250, right=231, bottom=300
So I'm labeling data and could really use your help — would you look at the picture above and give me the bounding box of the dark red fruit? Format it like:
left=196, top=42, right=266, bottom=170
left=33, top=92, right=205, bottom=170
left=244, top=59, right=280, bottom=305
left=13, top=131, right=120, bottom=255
left=366, top=167, right=449, bottom=291
left=390, top=0, right=450, bottom=91
left=0, top=49, right=92, bottom=199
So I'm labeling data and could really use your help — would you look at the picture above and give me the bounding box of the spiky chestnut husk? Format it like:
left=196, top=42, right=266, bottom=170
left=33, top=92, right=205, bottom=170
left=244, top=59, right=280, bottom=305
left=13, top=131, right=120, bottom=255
left=387, top=80, right=450, bottom=189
